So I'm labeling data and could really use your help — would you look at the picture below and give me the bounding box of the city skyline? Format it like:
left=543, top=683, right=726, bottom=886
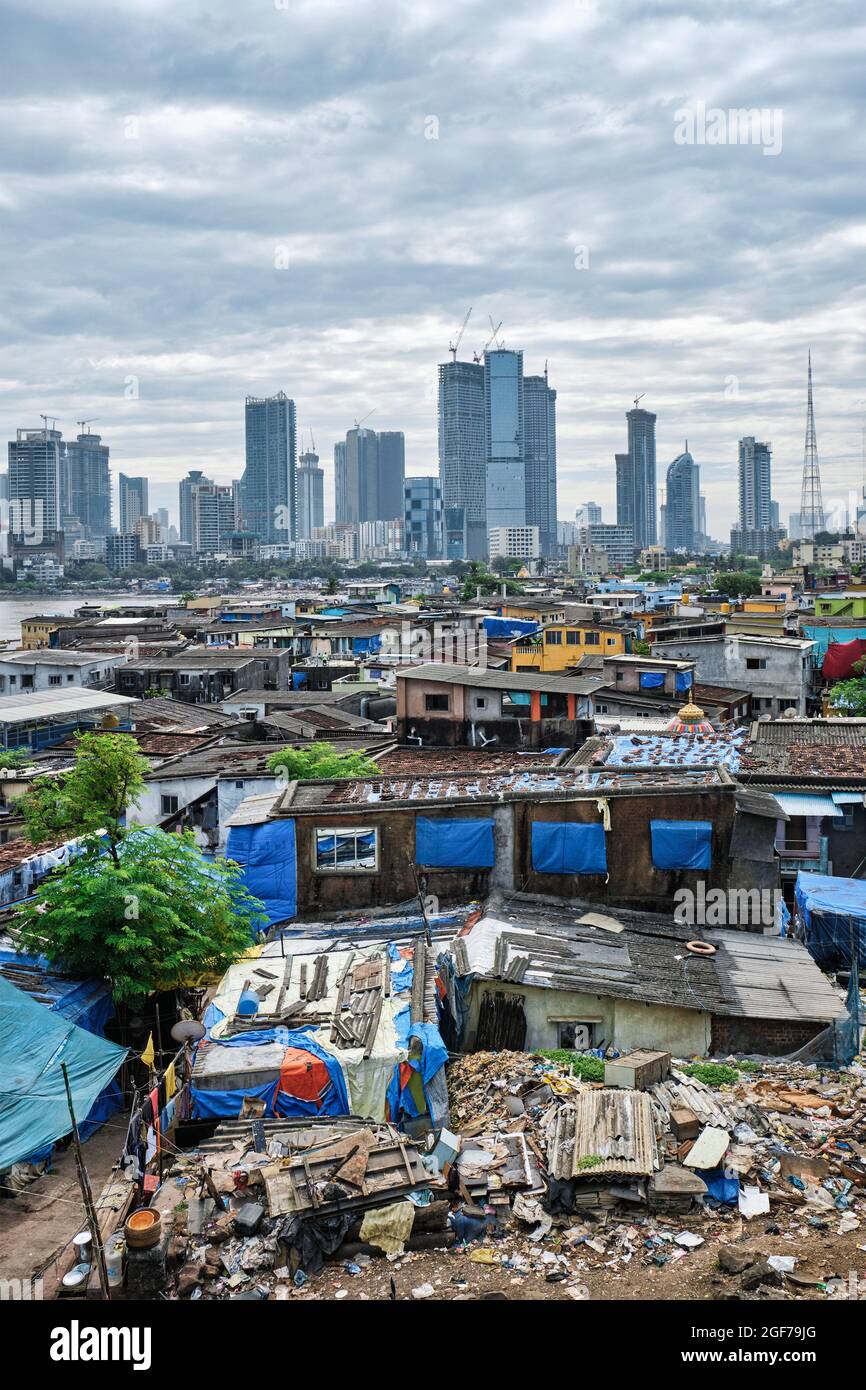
left=1, top=3, right=864, bottom=535
left=4, top=355, right=856, bottom=547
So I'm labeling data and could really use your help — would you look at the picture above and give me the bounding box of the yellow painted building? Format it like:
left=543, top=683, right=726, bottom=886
left=20, top=616, right=66, bottom=650
left=511, top=622, right=627, bottom=672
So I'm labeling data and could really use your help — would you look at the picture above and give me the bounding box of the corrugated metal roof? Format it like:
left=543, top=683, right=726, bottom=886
left=0, top=688, right=137, bottom=723
left=550, top=1090, right=660, bottom=1178
left=396, top=662, right=603, bottom=695
left=773, top=792, right=843, bottom=817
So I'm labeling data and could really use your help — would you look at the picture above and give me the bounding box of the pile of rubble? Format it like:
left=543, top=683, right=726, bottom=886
left=125, top=1048, right=866, bottom=1300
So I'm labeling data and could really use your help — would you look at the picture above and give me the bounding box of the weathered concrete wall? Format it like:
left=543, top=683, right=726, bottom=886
left=614, top=998, right=709, bottom=1055
left=463, top=980, right=709, bottom=1055
left=514, top=786, right=738, bottom=911
left=291, top=784, right=743, bottom=917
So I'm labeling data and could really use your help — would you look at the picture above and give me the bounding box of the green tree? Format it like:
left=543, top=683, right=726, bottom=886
left=829, top=678, right=866, bottom=715
left=709, top=571, right=762, bottom=598
left=14, top=829, right=264, bottom=1003
left=21, top=731, right=147, bottom=859
left=266, top=741, right=382, bottom=781
left=0, top=749, right=31, bottom=771
left=631, top=639, right=651, bottom=656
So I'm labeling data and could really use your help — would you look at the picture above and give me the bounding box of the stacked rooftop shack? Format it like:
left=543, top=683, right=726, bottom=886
left=4, top=570, right=866, bottom=1299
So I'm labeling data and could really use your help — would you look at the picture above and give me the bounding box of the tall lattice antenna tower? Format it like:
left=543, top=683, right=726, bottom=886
left=799, top=351, right=825, bottom=540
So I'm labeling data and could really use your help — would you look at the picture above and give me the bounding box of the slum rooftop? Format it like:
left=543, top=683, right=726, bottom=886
left=451, top=893, right=846, bottom=1024
left=265, top=762, right=733, bottom=813
left=572, top=728, right=748, bottom=773
left=122, top=650, right=264, bottom=670
left=374, top=746, right=569, bottom=775
left=0, top=649, right=122, bottom=666
left=129, top=698, right=238, bottom=731
left=738, top=718, right=866, bottom=784
left=0, top=688, right=137, bottom=723
left=396, top=662, right=604, bottom=694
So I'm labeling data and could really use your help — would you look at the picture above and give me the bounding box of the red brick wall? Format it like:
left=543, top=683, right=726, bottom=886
left=711, top=1014, right=825, bottom=1056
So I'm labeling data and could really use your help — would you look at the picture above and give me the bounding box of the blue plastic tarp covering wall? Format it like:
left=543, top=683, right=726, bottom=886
left=675, top=671, right=693, bottom=693
left=795, top=871, right=866, bottom=970
left=191, top=1027, right=350, bottom=1120
left=483, top=617, right=540, bottom=640
left=639, top=671, right=666, bottom=689
left=226, top=820, right=297, bottom=926
left=416, top=817, right=495, bottom=868
left=650, top=820, right=713, bottom=870
left=531, top=821, right=607, bottom=875
left=0, top=975, right=128, bottom=1170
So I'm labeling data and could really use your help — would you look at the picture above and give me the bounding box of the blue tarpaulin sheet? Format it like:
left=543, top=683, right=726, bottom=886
left=675, top=671, right=693, bottom=692
left=483, top=617, right=539, bottom=640
left=386, top=1020, right=449, bottom=1128
left=639, top=671, right=665, bottom=689
left=227, top=820, right=296, bottom=926
left=795, top=871, right=866, bottom=971
left=531, top=821, right=607, bottom=875
left=650, top=820, right=713, bottom=870
left=0, top=975, right=127, bottom=1170
left=191, top=1027, right=349, bottom=1120
left=416, top=817, right=494, bottom=869
left=0, top=953, right=124, bottom=1146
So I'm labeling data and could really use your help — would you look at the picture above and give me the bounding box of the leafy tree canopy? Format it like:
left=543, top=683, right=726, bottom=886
left=14, top=829, right=264, bottom=1003
left=829, top=678, right=866, bottom=715
left=265, top=741, right=382, bottom=781
left=0, top=749, right=32, bottom=770
left=707, top=571, right=763, bottom=598
left=21, top=731, right=147, bottom=854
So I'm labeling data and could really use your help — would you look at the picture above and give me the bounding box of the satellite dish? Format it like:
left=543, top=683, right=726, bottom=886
left=170, top=1019, right=206, bottom=1044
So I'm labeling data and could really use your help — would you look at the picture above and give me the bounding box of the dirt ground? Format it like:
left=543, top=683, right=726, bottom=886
left=0, top=1125, right=123, bottom=1285
left=289, top=1212, right=866, bottom=1302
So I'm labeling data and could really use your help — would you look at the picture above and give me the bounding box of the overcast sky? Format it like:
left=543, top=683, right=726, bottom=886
left=2, top=0, right=865, bottom=533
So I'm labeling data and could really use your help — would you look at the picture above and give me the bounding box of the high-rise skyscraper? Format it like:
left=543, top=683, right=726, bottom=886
left=439, top=347, right=556, bottom=559
left=340, top=428, right=405, bottom=524
left=189, top=480, right=236, bottom=554
left=484, top=349, right=525, bottom=533
left=616, top=407, right=657, bottom=549
left=297, top=448, right=325, bottom=538
left=737, top=437, right=772, bottom=531
left=523, top=371, right=557, bottom=557
left=65, top=430, right=111, bottom=538
left=575, top=502, right=602, bottom=527
left=377, top=432, right=406, bottom=520
left=437, top=358, right=485, bottom=559
left=404, top=476, right=443, bottom=559
left=241, top=392, right=297, bottom=543
left=731, top=436, right=782, bottom=557
left=179, top=470, right=210, bottom=545
left=118, top=474, right=148, bottom=535
left=334, top=442, right=348, bottom=525
left=664, top=449, right=700, bottom=552
left=344, top=427, right=379, bottom=524
left=8, top=425, right=63, bottom=539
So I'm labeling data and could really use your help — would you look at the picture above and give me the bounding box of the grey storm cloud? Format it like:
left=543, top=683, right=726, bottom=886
left=1, top=0, right=865, bottom=529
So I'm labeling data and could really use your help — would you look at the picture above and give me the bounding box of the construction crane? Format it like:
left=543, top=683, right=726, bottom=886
left=77, top=417, right=99, bottom=434
left=473, top=318, right=504, bottom=362
left=354, top=410, right=376, bottom=429
left=633, top=393, right=646, bottom=409
left=448, top=306, right=472, bottom=362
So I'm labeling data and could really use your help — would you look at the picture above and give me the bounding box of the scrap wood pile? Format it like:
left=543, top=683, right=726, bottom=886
left=149, top=1116, right=457, bottom=1299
